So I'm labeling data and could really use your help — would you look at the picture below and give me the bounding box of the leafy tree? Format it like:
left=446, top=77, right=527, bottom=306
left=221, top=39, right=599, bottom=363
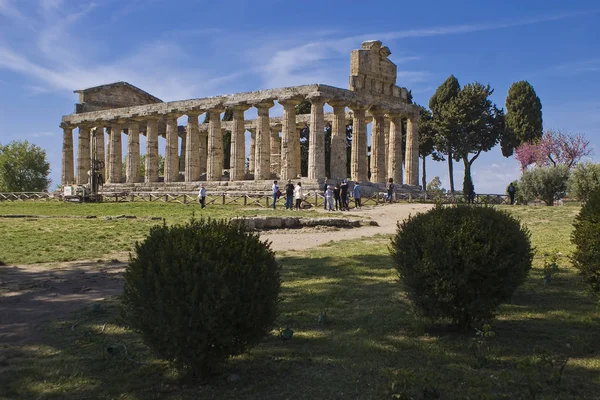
left=519, top=165, right=570, bottom=206
left=418, top=106, right=441, bottom=189
left=439, top=83, right=505, bottom=201
left=123, top=154, right=165, bottom=178
left=429, top=75, right=460, bottom=193
left=0, top=140, right=51, bottom=192
left=568, top=162, right=600, bottom=202
left=501, top=80, right=543, bottom=156
left=426, top=176, right=445, bottom=199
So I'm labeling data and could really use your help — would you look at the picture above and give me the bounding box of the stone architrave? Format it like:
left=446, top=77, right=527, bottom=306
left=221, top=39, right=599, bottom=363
left=199, top=113, right=208, bottom=175
left=94, top=126, right=105, bottom=179
left=308, top=97, right=326, bottom=180
left=254, top=101, right=273, bottom=180
left=126, top=121, right=140, bottom=183
left=279, top=98, right=301, bottom=181
left=350, top=105, right=368, bottom=182
left=388, top=113, right=403, bottom=185
left=369, top=110, right=385, bottom=183
left=329, top=102, right=347, bottom=181
left=404, top=114, right=420, bottom=186
left=61, top=123, right=74, bottom=185
left=248, top=128, right=256, bottom=173
left=185, top=112, right=201, bottom=182
left=229, top=105, right=248, bottom=181
left=270, top=126, right=281, bottom=176
left=76, top=125, right=91, bottom=184
left=207, top=107, right=225, bottom=181
left=164, top=115, right=179, bottom=182
left=108, top=124, right=122, bottom=183
left=145, top=117, right=159, bottom=182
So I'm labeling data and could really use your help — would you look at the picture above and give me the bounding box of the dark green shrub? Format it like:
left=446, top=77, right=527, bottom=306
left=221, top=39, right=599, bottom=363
left=121, top=218, right=280, bottom=376
left=390, top=205, right=533, bottom=329
left=571, top=188, right=600, bottom=298
left=519, top=165, right=570, bottom=206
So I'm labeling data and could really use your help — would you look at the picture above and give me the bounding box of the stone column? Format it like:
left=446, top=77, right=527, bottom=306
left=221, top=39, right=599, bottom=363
left=230, top=105, right=248, bottom=181
left=369, top=110, right=385, bottom=183
left=185, top=112, right=200, bottom=182
left=270, top=126, right=281, bottom=176
left=61, top=123, right=74, bottom=185
left=308, top=97, right=326, bottom=180
left=248, top=128, right=256, bottom=173
left=388, top=114, right=404, bottom=185
left=105, top=128, right=112, bottom=182
left=145, top=117, right=159, bottom=182
left=254, top=101, right=273, bottom=180
left=207, top=107, right=225, bottom=181
left=329, top=102, right=347, bottom=181
left=179, top=131, right=186, bottom=173
left=126, top=121, right=140, bottom=183
left=404, top=114, right=420, bottom=186
left=350, top=105, right=368, bottom=182
left=279, top=99, right=301, bottom=181
left=76, top=125, right=91, bottom=184
left=295, top=126, right=303, bottom=177
left=108, top=124, right=122, bottom=183
left=93, top=126, right=105, bottom=179
left=199, top=114, right=208, bottom=175
left=384, top=117, right=390, bottom=179
left=164, top=115, right=179, bottom=182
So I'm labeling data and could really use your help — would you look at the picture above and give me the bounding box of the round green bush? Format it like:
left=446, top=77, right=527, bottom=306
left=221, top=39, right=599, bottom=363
left=390, top=205, right=533, bottom=329
left=571, top=188, right=600, bottom=298
left=121, top=218, right=280, bottom=376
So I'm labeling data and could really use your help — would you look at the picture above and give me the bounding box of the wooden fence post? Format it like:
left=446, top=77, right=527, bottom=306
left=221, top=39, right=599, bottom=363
left=222, top=193, right=225, bottom=205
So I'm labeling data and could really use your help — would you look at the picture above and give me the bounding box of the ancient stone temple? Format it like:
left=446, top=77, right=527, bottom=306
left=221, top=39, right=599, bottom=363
left=60, top=40, right=420, bottom=190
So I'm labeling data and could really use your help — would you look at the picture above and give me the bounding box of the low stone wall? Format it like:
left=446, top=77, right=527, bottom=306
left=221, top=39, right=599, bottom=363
left=231, top=216, right=363, bottom=231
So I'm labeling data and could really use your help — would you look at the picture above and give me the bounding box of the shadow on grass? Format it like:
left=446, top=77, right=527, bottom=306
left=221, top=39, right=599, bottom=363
left=1, top=250, right=599, bottom=399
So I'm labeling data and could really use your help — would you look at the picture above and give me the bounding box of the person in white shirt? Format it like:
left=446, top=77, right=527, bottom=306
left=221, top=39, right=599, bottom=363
left=294, top=182, right=303, bottom=210
left=198, top=184, right=206, bottom=209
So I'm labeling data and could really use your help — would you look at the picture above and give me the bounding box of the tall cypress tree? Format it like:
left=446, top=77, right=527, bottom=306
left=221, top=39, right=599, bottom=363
left=502, top=80, right=543, bottom=156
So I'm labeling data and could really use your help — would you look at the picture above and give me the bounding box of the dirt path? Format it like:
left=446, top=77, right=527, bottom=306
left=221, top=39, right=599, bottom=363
left=0, top=203, right=432, bottom=344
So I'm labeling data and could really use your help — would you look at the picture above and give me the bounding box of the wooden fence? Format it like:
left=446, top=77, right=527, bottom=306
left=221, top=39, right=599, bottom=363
left=0, top=191, right=510, bottom=207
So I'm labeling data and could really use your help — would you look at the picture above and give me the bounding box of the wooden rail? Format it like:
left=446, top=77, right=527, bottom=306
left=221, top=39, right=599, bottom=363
left=0, top=191, right=510, bottom=206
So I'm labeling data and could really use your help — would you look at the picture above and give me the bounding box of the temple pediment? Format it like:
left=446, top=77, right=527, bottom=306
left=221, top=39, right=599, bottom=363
left=74, top=82, right=163, bottom=114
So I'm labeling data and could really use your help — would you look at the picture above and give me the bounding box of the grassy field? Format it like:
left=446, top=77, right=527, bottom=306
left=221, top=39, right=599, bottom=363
left=1, top=204, right=599, bottom=399
left=0, top=201, right=324, bottom=264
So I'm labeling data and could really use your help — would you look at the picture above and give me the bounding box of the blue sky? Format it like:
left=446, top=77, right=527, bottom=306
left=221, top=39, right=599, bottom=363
left=0, top=0, right=598, bottom=192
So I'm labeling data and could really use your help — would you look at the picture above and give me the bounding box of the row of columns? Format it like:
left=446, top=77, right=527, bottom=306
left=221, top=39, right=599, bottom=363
left=61, top=102, right=419, bottom=186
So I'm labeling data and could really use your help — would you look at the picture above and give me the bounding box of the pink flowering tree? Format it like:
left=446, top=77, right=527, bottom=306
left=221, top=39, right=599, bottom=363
left=514, top=129, right=593, bottom=170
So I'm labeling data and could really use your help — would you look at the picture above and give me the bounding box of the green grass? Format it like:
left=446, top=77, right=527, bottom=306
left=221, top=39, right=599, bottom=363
left=1, top=204, right=599, bottom=399
left=0, top=201, right=325, bottom=264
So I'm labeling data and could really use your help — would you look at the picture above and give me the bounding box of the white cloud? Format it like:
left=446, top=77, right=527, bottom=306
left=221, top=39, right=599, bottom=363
left=31, top=131, right=56, bottom=138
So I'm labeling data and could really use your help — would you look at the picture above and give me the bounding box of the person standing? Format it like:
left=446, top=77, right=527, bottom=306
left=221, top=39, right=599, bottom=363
left=333, top=182, right=341, bottom=211
left=285, top=179, right=295, bottom=210
left=386, top=178, right=395, bottom=203
left=340, top=179, right=349, bottom=211
left=294, top=182, right=303, bottom=210
left=322, top=177, right=328, bottom=210
left=353, top=182, right=361, bottom=209
left=198, top=184, right=206, bottom=209
left=272, top=180, right=279, bottom=210
left=325, top=185, right=334, bottom=211
left=507, top=182, right=516, bottom=205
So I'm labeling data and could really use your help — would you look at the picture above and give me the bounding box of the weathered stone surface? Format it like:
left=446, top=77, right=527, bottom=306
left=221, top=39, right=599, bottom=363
left=61, top=41, right=422, bottom=189
left=231, top=216, right=361, bottom=230
left=76, top=125, right=90, bottom=184
left=108, top=125, right=122, bottom=183
left=388, top=114, right=403, bottom=185
left=369, top=112, right=385, bottom=183
left=126, top=122, right=140, bottom=183
left=61, top=124, right=74, bottom=184
left=404, top=115, right=419, bottom=186
left=145, top=118, right=159, bottom=183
